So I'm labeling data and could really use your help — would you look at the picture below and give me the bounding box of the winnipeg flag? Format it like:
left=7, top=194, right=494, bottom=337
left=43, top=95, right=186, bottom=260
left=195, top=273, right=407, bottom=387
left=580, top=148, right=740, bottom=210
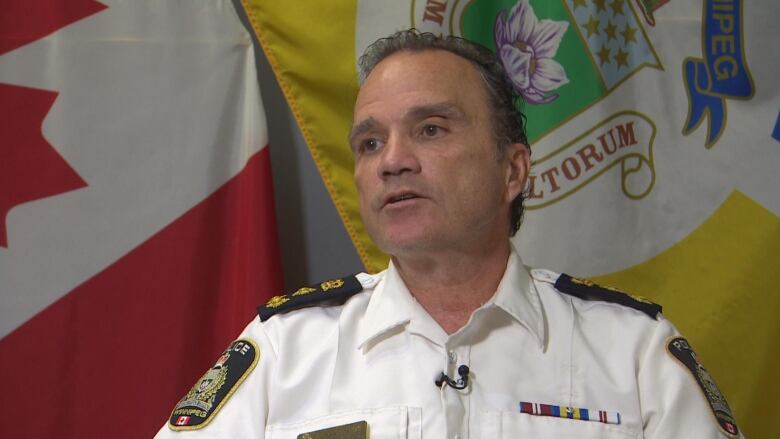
left=246, top=0, right=778, bottom=436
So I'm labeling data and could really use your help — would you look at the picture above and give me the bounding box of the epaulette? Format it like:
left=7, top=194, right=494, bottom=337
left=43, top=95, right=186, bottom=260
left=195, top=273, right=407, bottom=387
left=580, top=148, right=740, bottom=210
left=257, top=275, right=364, bottom=321
left=554, top=273, right=662, bottom=319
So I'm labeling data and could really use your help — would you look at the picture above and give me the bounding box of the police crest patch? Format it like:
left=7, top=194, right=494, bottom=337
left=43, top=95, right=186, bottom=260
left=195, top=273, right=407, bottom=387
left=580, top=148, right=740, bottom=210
left=168, top=339, right=259, bottom=430
left=667, top=336, right=739, bottom=437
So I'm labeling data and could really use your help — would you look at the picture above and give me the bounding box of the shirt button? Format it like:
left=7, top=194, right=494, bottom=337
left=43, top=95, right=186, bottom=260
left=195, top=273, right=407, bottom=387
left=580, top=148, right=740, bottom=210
left=448, top=351, right=457, bottom=364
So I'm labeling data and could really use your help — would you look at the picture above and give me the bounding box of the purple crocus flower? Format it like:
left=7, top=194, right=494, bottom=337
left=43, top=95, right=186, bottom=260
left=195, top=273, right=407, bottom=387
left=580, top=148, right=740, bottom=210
left=494, top=0, right=570, bottom=104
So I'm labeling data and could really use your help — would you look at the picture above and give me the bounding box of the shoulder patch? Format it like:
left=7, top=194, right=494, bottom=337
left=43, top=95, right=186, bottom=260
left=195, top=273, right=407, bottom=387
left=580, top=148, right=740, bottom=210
left=554, top=273, right=662, bottom=319
left=667, top=337, right=739, bottom=437
left=258, top=275, right=364, bottom=321
left=168, top=338, right=259, bottom=431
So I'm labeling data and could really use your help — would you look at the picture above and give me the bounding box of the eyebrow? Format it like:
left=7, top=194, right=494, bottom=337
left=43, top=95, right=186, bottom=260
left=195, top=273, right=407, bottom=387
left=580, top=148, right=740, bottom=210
left=349, top=102, right=466, bottom=147
left=404, top=102, right=466, bottom=123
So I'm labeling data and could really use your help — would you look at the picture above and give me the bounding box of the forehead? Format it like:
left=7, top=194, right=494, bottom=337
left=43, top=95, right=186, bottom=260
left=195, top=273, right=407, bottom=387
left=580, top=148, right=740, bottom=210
left=354, top=49, right=491, bottom=120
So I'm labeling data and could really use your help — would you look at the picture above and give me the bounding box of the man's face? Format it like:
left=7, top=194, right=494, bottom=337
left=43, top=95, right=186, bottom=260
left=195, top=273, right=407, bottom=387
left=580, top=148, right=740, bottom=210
left=351, top=50, right=528, bottom=257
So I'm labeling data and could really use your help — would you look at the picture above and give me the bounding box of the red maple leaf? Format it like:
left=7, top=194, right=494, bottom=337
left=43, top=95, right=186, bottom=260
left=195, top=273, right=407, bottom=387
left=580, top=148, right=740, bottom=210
left=0, top=83, right=88, bottom=247
left=0, top=0, right=107, bottom=56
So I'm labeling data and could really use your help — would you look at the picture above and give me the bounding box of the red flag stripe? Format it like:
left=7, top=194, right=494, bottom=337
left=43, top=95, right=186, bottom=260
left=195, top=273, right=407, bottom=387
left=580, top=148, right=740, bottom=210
left=0, top=0, right=107, bottom=56
left=0, top=148, right=282, bottom=438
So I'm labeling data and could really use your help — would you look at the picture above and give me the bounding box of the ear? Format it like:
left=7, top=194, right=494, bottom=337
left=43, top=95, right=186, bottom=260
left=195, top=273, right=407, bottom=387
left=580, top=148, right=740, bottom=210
left=504, top=143, right=530, bottom=202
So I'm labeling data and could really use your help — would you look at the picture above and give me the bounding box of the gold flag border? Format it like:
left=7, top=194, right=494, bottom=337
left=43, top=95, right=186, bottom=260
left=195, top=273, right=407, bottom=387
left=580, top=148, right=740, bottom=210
left=241, top=0, right=387, bottom=273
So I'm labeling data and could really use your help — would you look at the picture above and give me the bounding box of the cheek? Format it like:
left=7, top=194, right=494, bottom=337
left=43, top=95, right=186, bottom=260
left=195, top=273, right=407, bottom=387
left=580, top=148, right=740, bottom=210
left=354, top=165, right=378, bottom=212
left=458, top=162, right=506, bottom=204
left=353, top=164, right=370, bottom=195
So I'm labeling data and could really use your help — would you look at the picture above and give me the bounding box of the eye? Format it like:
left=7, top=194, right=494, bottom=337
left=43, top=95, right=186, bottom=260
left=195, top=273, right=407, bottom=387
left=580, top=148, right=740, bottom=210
left=360, top=137, right=384, bottom=153
left=423, top=125, right=441, bottom=137
left=422, top=125, right=440, bottom=137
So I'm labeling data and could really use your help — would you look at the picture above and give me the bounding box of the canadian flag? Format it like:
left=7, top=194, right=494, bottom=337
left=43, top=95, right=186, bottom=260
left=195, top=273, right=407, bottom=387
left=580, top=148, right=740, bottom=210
left=0, top=1, right=282, bottom=437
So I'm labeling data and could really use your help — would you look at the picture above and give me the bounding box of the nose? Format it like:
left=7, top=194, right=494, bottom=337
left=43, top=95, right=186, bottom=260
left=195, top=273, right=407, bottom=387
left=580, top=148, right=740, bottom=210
left=378, top=134, right=421, bottom=179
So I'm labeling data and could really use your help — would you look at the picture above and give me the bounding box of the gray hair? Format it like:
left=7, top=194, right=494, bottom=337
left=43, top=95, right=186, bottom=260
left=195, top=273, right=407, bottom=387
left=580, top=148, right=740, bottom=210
left=357, top=29, right=530, bottom=236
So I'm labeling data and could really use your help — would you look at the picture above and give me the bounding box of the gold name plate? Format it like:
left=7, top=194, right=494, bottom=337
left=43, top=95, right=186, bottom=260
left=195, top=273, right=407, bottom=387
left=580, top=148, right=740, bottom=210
left=298, top=420, right=368, bottom=439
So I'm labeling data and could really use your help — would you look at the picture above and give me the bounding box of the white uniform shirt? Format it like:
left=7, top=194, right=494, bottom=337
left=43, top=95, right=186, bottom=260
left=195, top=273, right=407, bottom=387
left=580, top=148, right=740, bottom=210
left=156, top=249, right=742, bottom=438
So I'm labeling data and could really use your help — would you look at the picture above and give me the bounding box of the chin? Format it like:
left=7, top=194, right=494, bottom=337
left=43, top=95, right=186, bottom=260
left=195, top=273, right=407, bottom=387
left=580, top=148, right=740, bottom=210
left=375, top=231, right=442, bottom=256
left=366, top=217, right=441, bottom=253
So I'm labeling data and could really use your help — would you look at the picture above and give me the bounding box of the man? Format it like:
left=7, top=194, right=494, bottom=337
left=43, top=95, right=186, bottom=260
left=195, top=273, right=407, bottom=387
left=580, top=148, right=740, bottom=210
left=156, top=30, right=742, bottom=438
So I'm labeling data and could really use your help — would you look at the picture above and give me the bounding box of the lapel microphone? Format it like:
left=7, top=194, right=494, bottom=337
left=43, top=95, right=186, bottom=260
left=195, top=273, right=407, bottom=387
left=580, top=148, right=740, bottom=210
left=435, top=365, right=470, bottom=389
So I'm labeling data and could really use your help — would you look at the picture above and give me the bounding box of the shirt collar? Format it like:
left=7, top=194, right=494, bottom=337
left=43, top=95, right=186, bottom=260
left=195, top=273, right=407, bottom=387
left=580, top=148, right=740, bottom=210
left=356, top=259, right=448, bottom=350
left=356, top=245, right=547, bottom=351
left=490, top=245, right=547, bottom=349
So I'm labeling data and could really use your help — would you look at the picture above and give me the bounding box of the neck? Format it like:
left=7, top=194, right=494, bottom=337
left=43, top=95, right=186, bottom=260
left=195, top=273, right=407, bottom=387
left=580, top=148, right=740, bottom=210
left=392, top=240, right=511, bottom=334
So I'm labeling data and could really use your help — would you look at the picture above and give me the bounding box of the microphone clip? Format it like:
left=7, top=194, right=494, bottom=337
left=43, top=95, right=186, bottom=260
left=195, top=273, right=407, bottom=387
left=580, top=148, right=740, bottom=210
left=435, top=365, right=470, bottom=390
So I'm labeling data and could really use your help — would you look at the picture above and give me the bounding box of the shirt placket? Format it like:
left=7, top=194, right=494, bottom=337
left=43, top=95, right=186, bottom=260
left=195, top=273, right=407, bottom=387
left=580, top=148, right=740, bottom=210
left=440, top=342, right=471, bottom=439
